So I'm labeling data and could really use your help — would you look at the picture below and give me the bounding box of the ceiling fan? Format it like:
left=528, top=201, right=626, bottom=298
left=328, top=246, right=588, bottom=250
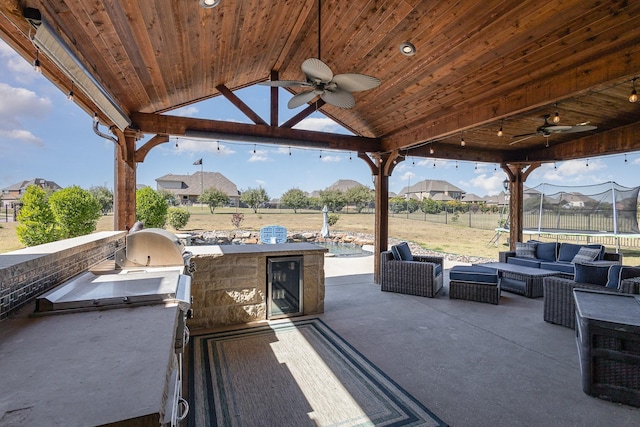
left=260, top=0, right=380, bottom=109
left=510, top=114, right=597, bottom=145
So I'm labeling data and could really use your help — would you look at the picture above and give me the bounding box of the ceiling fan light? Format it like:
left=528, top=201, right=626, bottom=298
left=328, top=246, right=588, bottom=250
left=199, top=0, right=220, bottom=8
left=553, top=111, right=560, bottom=123
left=399, top=42, right=416, bottom=56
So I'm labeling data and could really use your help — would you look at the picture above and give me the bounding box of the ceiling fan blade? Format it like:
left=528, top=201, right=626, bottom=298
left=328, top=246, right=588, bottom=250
left=332, top=73, right=381, bottom=92
left=511, top=132, right=538, bottom=139
left=287, top=90, right=318, bottom=109
left=301, top=58, right=333, bottom=83
left=320, top=89, right=355, bottom=108
left=544, top=125, right=573, bottom=133
left=509, top=135, right=536, bottom=145
left=554, top=124, right=598, bottom=134
left=259, top=80, right=310, bottom=88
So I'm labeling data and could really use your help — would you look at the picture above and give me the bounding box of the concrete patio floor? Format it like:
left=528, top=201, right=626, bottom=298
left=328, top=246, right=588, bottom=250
left=320, top=255, right=640, bottom=427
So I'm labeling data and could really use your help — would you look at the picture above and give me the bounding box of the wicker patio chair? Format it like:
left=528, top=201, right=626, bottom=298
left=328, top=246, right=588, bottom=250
left=380, top=250, right=444, bottom=297
left=543, top=272, right=640, bottom=329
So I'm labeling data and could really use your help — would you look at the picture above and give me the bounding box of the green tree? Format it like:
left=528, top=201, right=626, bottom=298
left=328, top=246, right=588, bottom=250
left=421, top=198, right=441, bottom=214
left=389, top=196, right=406, bottom=214
left=158, top=188, right=178, bottom=206
left=49, top=186, right=102, bottom=238
left=344, top=185, right=374, bottom=213
left=167, top=207, right=190, bottom=230
left=88, top=185, right=113, bottom=214
left=240, top=186, right=269, bottom=213
left=136, top=187, right=168, bottom=228
left=280, top=188, right=308, bottom=213
left=16, top=185, right=58, bottom=246
left=319, top=189, right=345, bottom=212
left=198, top=187, right=230, bottom=213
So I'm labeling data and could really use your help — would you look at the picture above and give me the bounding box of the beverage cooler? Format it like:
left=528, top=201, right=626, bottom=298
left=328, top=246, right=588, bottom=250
left=267, top=256, right=303, bottom=319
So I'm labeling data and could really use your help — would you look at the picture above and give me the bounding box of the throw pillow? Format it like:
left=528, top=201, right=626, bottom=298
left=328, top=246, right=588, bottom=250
left=515, top=242, right=537, bottom=259
left=534, top=242, right=558, bottom=262
left=605, top=264, right=623, bottom=289
left=571, top=247, right=601, bottom=264
left=574, top=263, right=609, bottom=286
left=390, top=245, right=401, bottom=260
left=394, top=241, right=413, bottom=261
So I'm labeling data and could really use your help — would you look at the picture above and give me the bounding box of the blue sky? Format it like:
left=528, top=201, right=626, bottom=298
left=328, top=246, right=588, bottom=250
left=2, top=39, right=640, bottom=199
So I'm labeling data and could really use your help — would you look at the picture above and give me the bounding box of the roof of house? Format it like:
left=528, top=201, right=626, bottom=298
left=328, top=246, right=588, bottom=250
left=1, top=178, right=62, bottom=192
left=325, top=179, right=370, bottom=192
left=156, top=171, right=239, bottom=197
left=461, top=193, right=484, bottom=202
left=398, top=179, right=465, bottom=196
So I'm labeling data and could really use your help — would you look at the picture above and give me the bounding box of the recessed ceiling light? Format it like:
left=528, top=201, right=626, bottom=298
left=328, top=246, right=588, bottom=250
left=199, top=0, right=220, bottom=8
left=399, top=42, right=416, bottom=56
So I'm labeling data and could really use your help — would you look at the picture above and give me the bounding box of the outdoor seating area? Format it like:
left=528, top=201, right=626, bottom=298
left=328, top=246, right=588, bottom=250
left=323, top=255, right=640, bottom=425
left=379, top=242, right=444, bottom=297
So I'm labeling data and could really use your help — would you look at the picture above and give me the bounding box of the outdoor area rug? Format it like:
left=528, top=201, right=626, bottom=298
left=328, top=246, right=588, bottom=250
left=188, top=317, right=447, bottom=426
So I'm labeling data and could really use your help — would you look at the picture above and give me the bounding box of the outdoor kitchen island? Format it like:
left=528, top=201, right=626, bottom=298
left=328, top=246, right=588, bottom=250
left=187, top=242, right=327, bottom=330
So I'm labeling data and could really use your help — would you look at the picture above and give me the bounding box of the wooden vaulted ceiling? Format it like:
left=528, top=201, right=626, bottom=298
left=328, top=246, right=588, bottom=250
left=1, top=0, right=640, bottom=166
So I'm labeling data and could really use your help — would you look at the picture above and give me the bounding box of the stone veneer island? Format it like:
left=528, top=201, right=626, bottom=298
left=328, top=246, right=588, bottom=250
left=186, top=243, right=327, bottom=330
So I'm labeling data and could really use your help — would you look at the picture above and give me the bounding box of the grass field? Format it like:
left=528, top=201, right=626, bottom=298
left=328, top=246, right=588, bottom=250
left=2, top=206, right=639, bottom=264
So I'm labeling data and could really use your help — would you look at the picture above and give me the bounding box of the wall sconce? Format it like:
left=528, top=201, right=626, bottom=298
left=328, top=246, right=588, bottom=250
left=503, top=179, right=510, bottom=192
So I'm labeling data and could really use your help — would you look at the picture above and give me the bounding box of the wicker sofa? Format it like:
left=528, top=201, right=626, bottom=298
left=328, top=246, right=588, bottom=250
left=380, top=247, right=444, bottom=298
left=543, top=266, right=640, bottom=329
left=499, top=241, right=622, bottom=279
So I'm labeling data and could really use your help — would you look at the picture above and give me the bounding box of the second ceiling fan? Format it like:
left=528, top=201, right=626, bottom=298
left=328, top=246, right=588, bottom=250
left=510, top=114, right=597, bottom=145
left=261, top=0, right=381, bottom=109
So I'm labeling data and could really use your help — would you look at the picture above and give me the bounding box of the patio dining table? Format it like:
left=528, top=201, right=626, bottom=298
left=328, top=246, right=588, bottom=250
left=473, top=262, right=565, bottom=298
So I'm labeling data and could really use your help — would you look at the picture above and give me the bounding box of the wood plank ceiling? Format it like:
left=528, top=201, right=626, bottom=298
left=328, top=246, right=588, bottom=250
left=1, top=0, right=640, bottom=166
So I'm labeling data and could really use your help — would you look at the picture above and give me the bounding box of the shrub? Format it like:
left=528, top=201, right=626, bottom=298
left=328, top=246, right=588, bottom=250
left=136, top=187, right=168, bottom=228
left=49, top=186, right=101, bottom=238
left=16, top=185, right=58, bottom=246
left=231, top=213, right=244, bottom=229
left=167, top=207, right=190, bottom=230
left=328, top=213, right=339, bottom=226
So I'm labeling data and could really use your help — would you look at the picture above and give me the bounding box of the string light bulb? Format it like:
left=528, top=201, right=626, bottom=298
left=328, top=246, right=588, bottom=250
left=586, top=158, right=589, bottom=168
left=630, top=78, right=638, bottom=103
left=455, top=161, right=458, bottom=170
left=554, top=163, right=557, bottom=170
left=319, top=150, right=322, bottom=159
left=624, top=154, right=628, bottom=164
left=497, top=121, right=503, bottom=137
left=429, top=146, right=434, bottom=155
left=460, top=132, right=466, bottom=146
left=349, top=152, right=352, bottom=161
left=288, top=146, right=292, bottom=156
left=253, top=144, right=256, bottom=154
left=553, top=103, right=560, bottom=123
left=217, top=141, right=220, bottom=151
left=67, top=81, right=74, bottom=102
left=33, top=49, right=41, bottom=73
left=474, top=162, right=478, bottom=170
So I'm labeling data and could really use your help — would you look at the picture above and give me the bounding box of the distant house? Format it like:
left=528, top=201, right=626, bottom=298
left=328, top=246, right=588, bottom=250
left=156, top=171, right=240, bottom=206
left=400, top=179, right=465, bottom=201
left=461, top=193, right=485, bottom=203
left=1, top=178, right=62, bottom=208
left=325, top=179, right=370, bottom=192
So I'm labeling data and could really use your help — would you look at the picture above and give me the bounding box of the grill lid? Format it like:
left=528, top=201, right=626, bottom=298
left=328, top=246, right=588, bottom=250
left=120, top=228, right=186, bottom=268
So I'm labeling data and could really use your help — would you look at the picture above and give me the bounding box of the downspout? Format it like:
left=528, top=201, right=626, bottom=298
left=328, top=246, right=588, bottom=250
left=92, top=112, right=118, bottom=144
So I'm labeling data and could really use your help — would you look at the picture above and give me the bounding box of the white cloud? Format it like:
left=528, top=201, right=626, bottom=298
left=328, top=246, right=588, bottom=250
left=537, top=159, right=605, bottom=184
left=320, top=154, right=342, bottom=162
left=255, top=179, right=267, bottom=187
left=294, top=117, right=346, bottom=133
left=460, top=173, right=505, bottom=195
left=0, top=40, right=38, bottom=84
left=401, top=171, right=416, bottom=181
left=0, top=129, right=43, bottom=146
left=0, top=83, right=52, bottom=129
left=248, top=148, right=270, bottom=162
left=171, top=105, right=199, bottom=117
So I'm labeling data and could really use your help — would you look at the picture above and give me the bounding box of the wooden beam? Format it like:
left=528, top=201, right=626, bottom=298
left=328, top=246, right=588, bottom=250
left=280, top=100, right=326, bottom=129
left=135, top=134, right=169, bottom=162
left=215, top=84, right=267, bottom=125
left=270, top=70, right=278, bottom=127
left=130, top=112, right=381, bottom=152
left=511, top=122, right=640, bottom=163
left=382, top=46, right=640, bottom=152
left=113, top=129, right=137, bottom=231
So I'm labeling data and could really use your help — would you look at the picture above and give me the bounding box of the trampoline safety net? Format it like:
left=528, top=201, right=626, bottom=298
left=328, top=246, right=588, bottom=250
left=505, top=181, right=640, bottom=235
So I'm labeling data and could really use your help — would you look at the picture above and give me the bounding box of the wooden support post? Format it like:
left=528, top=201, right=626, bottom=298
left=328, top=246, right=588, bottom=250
left=114, top=129, right=138, bottom=231
left=502, top=163, right=541, bottom=250
left=359, top=151, right=403, bottom=283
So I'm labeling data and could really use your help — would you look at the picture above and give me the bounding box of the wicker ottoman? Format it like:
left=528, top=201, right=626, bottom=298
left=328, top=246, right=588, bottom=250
left=449, top=265, right=500, bottom=305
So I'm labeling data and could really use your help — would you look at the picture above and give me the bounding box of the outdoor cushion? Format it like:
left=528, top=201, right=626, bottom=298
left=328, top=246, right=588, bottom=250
left=557, top=243, right=604, bottom=262
left=391, top=242, right=413, bottom=261
left=449, top=265, right=498, bottom=284
left=507, top=257, right=541, bottom=269
left=606, top=265, right=640, bottom=289
left=539, top=261, right=574, bottom=275
left=534, top=242, right=559, bottom=262
left=571, top=247, right=601, bottom=264
left=574, top=263, right=608, bottom=286
left=515, top=241, right=537, bottom=259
